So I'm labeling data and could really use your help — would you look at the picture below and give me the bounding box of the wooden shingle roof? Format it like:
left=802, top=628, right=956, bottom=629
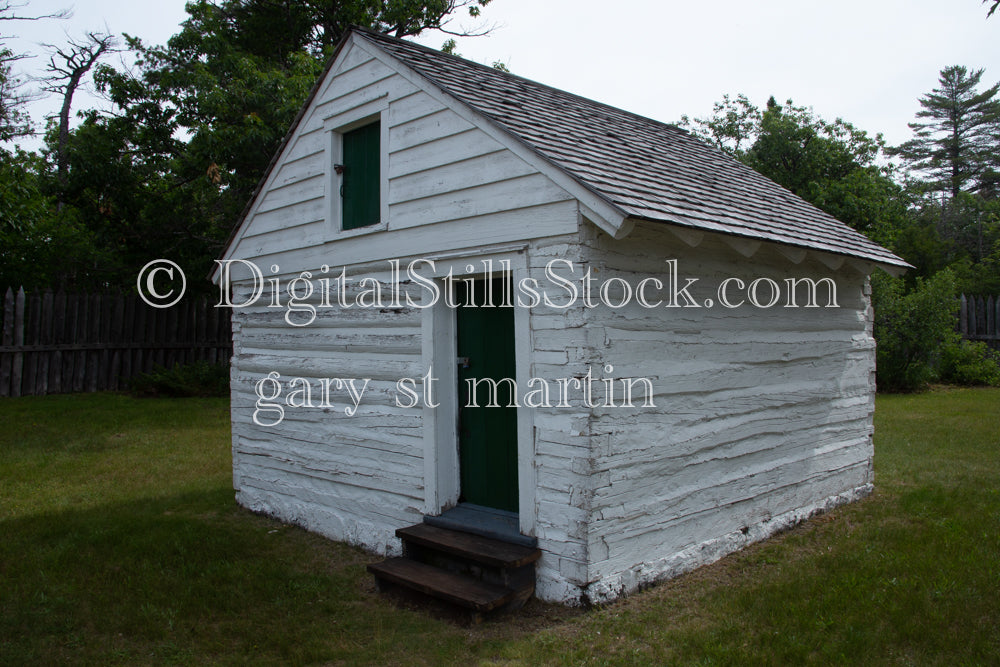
left=357, top=28, right=908, bottom=269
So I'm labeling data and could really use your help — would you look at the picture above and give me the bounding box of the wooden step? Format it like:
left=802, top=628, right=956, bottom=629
left=397, top=523, right=541, bottom=569
left=367, top=557, right=515, bottom=612
left=423, top=503, right=537, bottom=547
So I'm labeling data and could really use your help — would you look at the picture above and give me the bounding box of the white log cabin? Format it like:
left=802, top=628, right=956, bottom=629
left=213, top=27, right=909, bottom=606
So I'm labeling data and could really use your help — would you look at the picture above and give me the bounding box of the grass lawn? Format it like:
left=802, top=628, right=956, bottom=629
left=1, top=389, right=998, bottom=665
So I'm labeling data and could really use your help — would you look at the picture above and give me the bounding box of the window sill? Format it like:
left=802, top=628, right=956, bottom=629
left=332, top=220, right=389, bottom=240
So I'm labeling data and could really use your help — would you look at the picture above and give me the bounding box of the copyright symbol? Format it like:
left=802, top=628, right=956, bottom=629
left=137, top=259, right=186, bottom=308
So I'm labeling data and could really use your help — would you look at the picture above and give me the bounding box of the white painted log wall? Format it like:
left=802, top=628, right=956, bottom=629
left=230, top=280, right=426, bottom=554
left=519, top=235, right=596, bottom=603
left=572, top=221, right=876, bottom=603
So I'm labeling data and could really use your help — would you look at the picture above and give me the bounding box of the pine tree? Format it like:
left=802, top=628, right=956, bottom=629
left=891, top=66, right=1000, bottom=199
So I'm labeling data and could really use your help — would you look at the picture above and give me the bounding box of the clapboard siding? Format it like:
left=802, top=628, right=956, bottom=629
left=236, top=434, right=422, bottom=489
left=239, top=327, right=421, bottom=354
left=570, top=222, right=875, bottom=601
left=388, top=107, right=475, bottom=153
left=319, top=55, right=395, bottom=104
left=319, top=41, right=377, bottom=95
left=256, top=174, right=325, bottom=216
left=594, top=419, right=870, bottom=507
left=244, top=197, right=326, bottom=239
left=283, top=126, right=327, bottom=164
left=227, top=46, right=573, bottom=269
left=230, top=405, right=422, bottom=455
left=234, top=472, right=422, bottom=554
left=389, top=172, right=571, bottom=228
left=273, top=146, right=326, bottom=184
left=389, top=149, right=534, bottom=205
left=237, top=222, right=329, bottom=258
left=240, top=200, right=578, bottom=272
left=389, top=127, right=503, bottom=179
left=387, top=89, right=449, bottom=127
left=590, top=468, right=867, bottom=582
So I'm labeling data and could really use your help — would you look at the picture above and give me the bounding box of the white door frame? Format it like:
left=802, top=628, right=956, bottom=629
left=420, top=247, right=536, bottom=537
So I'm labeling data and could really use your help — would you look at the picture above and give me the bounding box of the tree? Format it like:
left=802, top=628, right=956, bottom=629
left=679, top=93, right=760, bottom=158
left=889, top=66, right=1000, bottom=200
left=0, top=1, right=70, bottom=143
left=103, top=0, right=494, bottom=194
left=0, top=42, right=33, bottom=143
left=40, top=31, right=117, bottom=191
left=38, top=0, right=494, bottom=293
left=682, top=96, right=908, bottom=246
left=0, top=146, right=102, bottom=290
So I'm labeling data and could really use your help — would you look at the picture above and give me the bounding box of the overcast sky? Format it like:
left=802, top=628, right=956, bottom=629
left=5, top=0, right=1000, bottom=152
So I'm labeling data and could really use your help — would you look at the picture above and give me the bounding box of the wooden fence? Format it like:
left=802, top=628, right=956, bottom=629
left=1, top=287, right=232, bottom=397
left=959, top=294, right=1000, bottom=350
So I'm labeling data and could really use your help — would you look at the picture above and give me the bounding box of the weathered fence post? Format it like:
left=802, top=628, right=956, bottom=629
left=1, top=287, right=14, bottom=397
left=959, top=294, right=968, bottom=337
left=12, top=288, right=25, bottom=397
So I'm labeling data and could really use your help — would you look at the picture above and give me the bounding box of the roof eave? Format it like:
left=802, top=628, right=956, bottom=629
left=626, top=216, right=912, bottom=275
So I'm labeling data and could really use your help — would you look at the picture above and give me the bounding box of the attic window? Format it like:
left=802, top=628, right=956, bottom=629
left=340, top=120, right=381, bottom=230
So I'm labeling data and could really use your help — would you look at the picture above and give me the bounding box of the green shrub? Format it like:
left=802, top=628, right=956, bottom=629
left=872, top=268, right=1000, bottom=391
left=938, top=338, right=1000, bottom=386
left=128, top=361, right=230, bottom=398
left=872, top=269, right=959, bottom=392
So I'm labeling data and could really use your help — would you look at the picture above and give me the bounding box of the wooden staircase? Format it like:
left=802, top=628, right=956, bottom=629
left=367, top=522, right=541, bottom=621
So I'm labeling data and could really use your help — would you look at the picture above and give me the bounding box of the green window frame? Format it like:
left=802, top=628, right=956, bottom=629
left=340, top=121, right=381, bottom=230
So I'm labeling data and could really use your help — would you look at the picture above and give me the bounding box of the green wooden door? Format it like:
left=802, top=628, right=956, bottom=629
left=456, top=278, right=518, bottom=513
